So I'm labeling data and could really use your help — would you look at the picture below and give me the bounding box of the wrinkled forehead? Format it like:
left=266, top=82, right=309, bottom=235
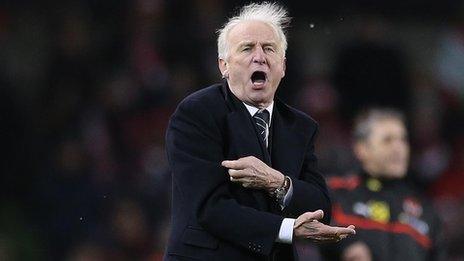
left=227, top=20, right=280, bottom=47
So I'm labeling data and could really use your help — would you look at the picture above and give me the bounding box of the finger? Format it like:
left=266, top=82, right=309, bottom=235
left=230, top=176, right=247, bottom=184
left=230, top=177, right=249, bottom=183
left=302, top=222, right=356, bottom=238
left=331, top=226, right=356, bottom=236
left=300, top=223, right=356, bottom=242
left=222, top=159, right=247, bottom=170
left=241, top=180, right=257, bottom=188
left=228, top=169, right=251, bottom=178
left=228, top=169, right=239, bottom=177
left=313, top=209, right=324, bottom=220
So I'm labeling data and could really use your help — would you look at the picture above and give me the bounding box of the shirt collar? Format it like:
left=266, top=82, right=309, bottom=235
left=243, top=101, right=274, bottom=125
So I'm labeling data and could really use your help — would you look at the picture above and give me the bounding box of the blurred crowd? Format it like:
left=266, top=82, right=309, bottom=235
left=1, top=0, right=464, bottom=260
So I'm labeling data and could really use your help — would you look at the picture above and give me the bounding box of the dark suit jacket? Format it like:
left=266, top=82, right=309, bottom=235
left=164, top=82, right=331, bottom=261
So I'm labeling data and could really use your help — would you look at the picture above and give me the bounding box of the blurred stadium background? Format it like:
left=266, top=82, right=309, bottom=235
left=1, top=0, right=464, bottom=260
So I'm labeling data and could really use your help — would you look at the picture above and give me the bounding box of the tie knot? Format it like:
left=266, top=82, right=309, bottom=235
left=254, top=109, right=270, bottom=125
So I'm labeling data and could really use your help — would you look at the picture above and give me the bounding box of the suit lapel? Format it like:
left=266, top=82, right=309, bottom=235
left=226, top=111, right=265, bottom=160
left=223, top=83, right=271, bottom=210
left=223, top=82, right=270, bottom=164
left=270, top=101, right=307, bottom=180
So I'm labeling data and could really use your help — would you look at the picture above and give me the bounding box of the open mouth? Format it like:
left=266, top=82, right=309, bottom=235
left=251, top=71, right=267, bottom=85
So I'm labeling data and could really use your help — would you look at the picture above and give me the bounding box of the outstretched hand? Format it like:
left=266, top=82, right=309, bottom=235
left=294, top=210, right=356, bottom=242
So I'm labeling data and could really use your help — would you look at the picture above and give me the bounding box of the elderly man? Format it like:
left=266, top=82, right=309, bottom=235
left=323, top=108, right=445, bottom=261
left=165, top=3, right=355, bottom=260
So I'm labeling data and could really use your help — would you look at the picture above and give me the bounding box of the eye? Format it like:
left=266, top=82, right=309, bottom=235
left=264, top=46, right=275, bottom=52
left=242, top=46, right=251, bottom=52
left=383, top=136, right=393, bottom=144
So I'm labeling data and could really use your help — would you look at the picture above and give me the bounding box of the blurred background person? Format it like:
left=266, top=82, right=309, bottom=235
left=321, top=108, right=445, bottom=261
left=1, top=0, right=464, bottom=260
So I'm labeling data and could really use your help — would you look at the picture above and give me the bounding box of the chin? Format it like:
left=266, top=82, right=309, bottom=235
left=249, top=95, right=270, bottom=105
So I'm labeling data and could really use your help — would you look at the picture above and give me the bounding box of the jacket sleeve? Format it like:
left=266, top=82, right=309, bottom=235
left=166, top=98, right=283, bottom=256
left=283, top=125, right=332, bottom=224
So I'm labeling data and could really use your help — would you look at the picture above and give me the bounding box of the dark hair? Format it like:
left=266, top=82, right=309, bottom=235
left=352, top=108, right=406, bottom=142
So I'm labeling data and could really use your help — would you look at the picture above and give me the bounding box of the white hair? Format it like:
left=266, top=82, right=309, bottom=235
left=217, top=2, right=291, bottom=60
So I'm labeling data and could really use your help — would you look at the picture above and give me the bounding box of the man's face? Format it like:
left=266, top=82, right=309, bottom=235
left=355, top=119, right=410, bottom=179
left=219, top=20, right=286, bottom=108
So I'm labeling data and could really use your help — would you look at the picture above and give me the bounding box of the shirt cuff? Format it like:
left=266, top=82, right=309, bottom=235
left=278, top=177, right=293, bottom=209
left=276, top=218, right=295, bottom=244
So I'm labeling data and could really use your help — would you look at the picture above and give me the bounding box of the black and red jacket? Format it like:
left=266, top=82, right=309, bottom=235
left=321, top=170, right=446, bottom=261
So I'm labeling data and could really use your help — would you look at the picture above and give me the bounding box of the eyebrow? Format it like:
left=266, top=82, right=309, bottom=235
left=238, top=41, right=278, bottom=48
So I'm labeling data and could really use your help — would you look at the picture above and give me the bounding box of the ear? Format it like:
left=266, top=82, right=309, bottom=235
left=218, top=58, right=228, bottom=78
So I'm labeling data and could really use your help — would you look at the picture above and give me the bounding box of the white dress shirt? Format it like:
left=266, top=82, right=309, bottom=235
left=243, top=102, right=295, bottom=244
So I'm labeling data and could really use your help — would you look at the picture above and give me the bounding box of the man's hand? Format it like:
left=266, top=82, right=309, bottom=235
left=222, top=156, right=284, bottom=192
left=294, top=210, right=356, bottom=242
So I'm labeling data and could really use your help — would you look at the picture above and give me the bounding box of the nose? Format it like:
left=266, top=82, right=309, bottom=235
left=252, top=47, right=266, bottom=65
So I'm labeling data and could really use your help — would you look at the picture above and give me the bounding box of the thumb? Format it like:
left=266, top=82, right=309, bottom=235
left=294, top=210, right=324, bottom=228
left=312, top=209, right=324, bottom=220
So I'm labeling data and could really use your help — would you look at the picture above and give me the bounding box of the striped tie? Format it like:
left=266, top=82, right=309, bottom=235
left=253, top=109, right=270, bottom=147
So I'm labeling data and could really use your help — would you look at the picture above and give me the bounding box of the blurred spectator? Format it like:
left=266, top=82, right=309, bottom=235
left=321, top=108, right=445, bottom=261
